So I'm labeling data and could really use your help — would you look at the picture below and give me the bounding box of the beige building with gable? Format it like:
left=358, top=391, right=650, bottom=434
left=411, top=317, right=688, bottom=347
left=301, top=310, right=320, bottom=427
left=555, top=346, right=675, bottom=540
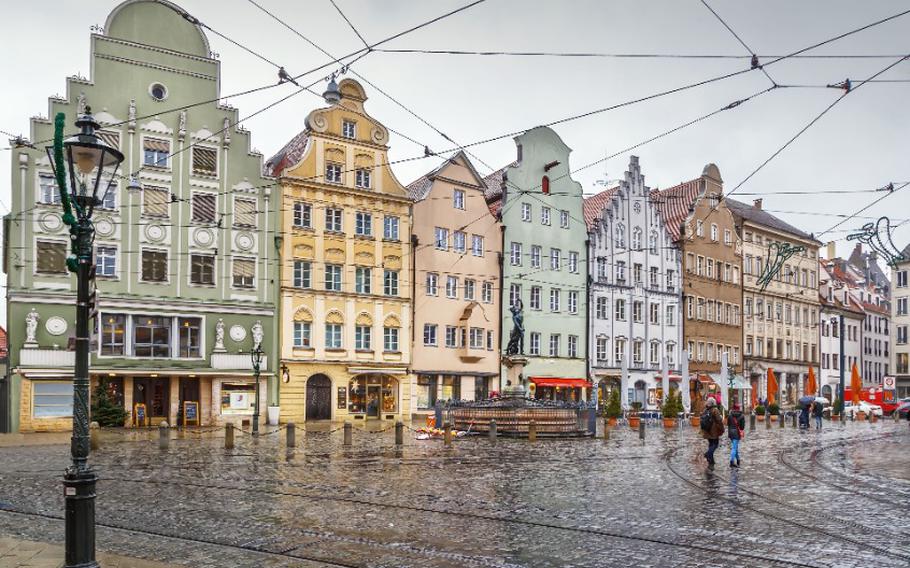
left=267, top=79, right=413, bottom=423
left=407, top=153, right=502, bottom=414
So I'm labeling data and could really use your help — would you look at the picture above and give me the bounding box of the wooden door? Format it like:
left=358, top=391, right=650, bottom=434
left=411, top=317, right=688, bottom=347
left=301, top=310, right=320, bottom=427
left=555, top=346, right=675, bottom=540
left=306, top=375, right=332, bottom=421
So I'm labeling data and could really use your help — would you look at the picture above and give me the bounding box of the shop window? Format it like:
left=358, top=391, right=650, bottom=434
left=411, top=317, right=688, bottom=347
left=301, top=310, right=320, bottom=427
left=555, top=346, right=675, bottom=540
left=440, top=375, right=461, bottom=402
left=349, top=375, right=398, bottom=414
left=33, top=382, right=74, bottom=418
left=221, top=382, right=256, bottom=415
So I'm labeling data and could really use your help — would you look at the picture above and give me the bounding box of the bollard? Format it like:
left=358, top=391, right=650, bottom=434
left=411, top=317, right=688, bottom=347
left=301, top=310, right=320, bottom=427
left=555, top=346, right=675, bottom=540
left=528, top=420, right=537, bottom=442
left=90, top=421, right=100, bottom=452
left=343, top=421, right=353, bottom=446
left=638, top=418, right=645, bottom=441
left=395, top=421, right=404, bottom=446
left=779, top=414, right=785, bottom=428
left=749, top=414, right=756, bottom=431
left=434, top=402, right=443, bottom=429
left=791, top=413, right=797, bottom=429
left=894, top=411, right=899, bottom=423
left=489, top=419, right=497, bottom=441
left=766, top=413, right=771, bottom=429
left=225, top=423, right=234, bottom=449
left=159, top=421, right=169, bottom=450
left=286, top=422, right=296, bottom=448
left=444, top=421, right=453, bottom=446
left=603, top=423, right=610, bottom=440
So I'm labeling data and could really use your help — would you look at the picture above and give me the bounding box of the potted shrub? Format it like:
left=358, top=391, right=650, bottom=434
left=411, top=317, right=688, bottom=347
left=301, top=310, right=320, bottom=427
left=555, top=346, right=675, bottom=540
left=831, top=397, right=843, bottom=421
left=628, top=401, right=642, bottom=429
left=768, top=403, right=780, bottom=422
left=91, top=378, right=127, bottom=427
left=755, top=405, right=766, bottom=421
left=662, top=392, right=678, bottom=428
left=605, top=389, right=622, bottom=427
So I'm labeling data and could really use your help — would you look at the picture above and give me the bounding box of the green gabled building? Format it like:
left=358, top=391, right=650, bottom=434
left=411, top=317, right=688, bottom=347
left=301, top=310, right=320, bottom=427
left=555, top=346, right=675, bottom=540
left=485, top=126, right=589, bottom=399
left=3, top=0, right=278, bottom=431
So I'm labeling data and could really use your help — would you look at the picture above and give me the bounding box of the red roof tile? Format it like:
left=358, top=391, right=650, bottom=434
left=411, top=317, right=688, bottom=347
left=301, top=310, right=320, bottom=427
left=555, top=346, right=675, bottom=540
left=264, top=129, right=309, bottom=177
left=652, top=178, right=702, bottom=241
left=582, top=187, right=619, bottom=231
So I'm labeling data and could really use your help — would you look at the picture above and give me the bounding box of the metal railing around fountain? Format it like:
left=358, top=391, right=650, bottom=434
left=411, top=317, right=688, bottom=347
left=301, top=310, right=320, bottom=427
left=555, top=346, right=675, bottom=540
left=443, top=398, right=596, bottom=438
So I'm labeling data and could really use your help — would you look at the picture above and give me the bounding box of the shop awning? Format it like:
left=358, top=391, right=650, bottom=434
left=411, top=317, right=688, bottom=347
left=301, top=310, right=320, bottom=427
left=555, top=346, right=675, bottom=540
left=530, top=377, right=592, bottom=388
left=653, top=374, right=683, bottom=382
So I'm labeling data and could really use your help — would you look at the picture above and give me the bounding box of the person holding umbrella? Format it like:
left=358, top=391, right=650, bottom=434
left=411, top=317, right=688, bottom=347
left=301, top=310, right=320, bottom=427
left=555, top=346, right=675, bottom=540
left=797, top=395, right=814, bottom=429
left=811, top=398, right=824, bottom=429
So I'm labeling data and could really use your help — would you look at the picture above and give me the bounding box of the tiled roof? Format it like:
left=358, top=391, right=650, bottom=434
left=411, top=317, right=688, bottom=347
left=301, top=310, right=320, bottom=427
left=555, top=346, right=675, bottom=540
left=725, top=198, right=817, bottom=242
left=582, top=187, right=619, bottom=231
left=861, top=301, right=889, bottom=315
left=482, top=162, right=515, bottom=218
left=818, top=293, right=864, bottom=316
left=405, top=174, right=433, bottom=202
left=652, top=178, right=702, bottom=241
left=263, top=129, right=309, bottom=177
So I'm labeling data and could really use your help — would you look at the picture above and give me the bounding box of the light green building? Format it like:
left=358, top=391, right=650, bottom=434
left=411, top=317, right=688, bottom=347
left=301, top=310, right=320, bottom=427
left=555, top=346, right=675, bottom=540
left=485, top=127, right=589, bottom=399
left=3, top=0, right=278, bottom=431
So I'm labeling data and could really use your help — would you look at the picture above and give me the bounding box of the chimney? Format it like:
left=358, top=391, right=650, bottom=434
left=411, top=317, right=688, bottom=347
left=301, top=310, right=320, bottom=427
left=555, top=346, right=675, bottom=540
left=753, top=198, right=762, bottom=210
left=826, top=241, right=836, bottom=260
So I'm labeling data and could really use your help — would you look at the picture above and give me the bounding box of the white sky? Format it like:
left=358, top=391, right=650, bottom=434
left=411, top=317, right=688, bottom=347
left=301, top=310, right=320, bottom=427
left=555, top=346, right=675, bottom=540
left=2, top=0, right=909, bottom=327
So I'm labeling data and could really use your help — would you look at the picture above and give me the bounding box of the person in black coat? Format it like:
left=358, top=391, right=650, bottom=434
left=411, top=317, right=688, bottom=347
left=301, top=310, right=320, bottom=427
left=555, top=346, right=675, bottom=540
left=727, top=403, right=744, bottom=468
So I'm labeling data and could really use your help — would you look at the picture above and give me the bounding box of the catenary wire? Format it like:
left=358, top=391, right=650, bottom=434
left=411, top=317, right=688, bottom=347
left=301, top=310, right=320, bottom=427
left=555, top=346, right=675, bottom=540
left=700, top=0, right=778, bottom=86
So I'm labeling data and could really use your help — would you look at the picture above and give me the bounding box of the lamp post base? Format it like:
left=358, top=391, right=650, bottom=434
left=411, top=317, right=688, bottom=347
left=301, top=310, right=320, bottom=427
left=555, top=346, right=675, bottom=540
left=63, top=468, right=98, bottom=568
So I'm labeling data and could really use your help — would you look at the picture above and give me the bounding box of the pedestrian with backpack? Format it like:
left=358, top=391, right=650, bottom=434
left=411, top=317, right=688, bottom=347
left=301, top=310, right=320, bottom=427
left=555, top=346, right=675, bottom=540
left=700, top=398, right=725, bottom=470
left=727, top=403, right=745, bottom=468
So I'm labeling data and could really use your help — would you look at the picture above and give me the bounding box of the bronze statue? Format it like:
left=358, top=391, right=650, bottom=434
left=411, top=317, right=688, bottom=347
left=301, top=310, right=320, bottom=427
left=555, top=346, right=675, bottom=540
left=506, top=299, right=524, bottom=355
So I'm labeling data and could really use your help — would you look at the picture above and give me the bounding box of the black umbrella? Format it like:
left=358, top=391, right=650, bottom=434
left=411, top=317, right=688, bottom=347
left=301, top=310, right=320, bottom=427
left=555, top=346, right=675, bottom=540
left=798, top=395, right=815, bottom=408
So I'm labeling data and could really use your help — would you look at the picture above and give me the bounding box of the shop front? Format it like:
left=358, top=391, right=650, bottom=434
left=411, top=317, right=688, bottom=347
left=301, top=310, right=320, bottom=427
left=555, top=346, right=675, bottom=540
left=530, top=377, right=592, bottom=402
left=412, top=372, right=498, bottom=418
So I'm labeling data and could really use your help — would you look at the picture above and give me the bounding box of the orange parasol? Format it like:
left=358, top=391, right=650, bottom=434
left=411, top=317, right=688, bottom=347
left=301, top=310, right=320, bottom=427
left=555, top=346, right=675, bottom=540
left=807, top=366, right=817, bottom=398
left=751, top=382, right=758, bottom=408
left=850, top=362, right=861, bottom=405
left=767, top=368, right=777, bottom=406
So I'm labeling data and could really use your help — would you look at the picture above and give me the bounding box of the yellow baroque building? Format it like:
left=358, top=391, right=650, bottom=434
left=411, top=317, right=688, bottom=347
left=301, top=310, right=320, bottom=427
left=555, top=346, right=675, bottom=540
left=267, top=79, right=413, bottom=423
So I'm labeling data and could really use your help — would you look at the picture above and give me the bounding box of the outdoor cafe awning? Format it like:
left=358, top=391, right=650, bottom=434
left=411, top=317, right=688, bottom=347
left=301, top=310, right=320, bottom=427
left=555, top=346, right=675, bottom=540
left=530, top=377, right=592, bottom=388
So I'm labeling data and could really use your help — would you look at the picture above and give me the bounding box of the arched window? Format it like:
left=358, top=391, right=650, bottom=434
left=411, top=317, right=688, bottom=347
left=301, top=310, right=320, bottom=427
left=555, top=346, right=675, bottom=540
left=541, top=175, right=550, bottom=194
left=632, top=228, right=642, bottom=250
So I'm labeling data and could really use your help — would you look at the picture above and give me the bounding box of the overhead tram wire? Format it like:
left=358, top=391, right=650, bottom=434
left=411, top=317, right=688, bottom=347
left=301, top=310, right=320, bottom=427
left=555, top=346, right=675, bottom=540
left=816, top=182, right=910, bottom=238
left=721, top=53, right=910, bottom=204
left=374, top=48, right=908, bottom=60
left=700, top=0, right=777, bottom=87
left=328, top=0, right=371, bottom=49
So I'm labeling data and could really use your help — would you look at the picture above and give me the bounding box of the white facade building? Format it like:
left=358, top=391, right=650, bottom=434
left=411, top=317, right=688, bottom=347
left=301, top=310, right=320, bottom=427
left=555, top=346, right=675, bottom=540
left=585, top=156, right=682, bottom=410
left=819, top=261, right=863, bottom=401
left=892, top=247, right=910, bottom=398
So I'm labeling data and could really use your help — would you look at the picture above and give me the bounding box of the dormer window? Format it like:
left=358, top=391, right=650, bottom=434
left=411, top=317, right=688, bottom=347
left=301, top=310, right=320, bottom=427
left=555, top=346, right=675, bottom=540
left=342, top=120, right=356, bottom=139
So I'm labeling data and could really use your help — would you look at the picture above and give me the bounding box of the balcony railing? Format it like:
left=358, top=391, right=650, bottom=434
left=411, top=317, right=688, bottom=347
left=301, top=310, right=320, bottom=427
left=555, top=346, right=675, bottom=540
left=211, top=353, right=268, bottom=371
left=19, top=348, right=76, bottom=367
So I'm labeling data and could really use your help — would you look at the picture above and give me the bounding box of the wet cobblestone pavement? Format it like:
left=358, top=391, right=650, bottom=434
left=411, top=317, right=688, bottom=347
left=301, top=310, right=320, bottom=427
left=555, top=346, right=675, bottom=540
left=1, top=420, right=908, bottom=567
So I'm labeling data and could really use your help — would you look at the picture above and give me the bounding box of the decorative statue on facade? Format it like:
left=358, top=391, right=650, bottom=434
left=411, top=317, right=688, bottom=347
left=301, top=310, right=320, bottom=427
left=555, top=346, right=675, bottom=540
left=251, top=320, right=264, bottom=349
left=505, top=300, right=524, bottom=356
left=128, top=98, right=136, bottom=131
left=24, top=308, right=40, bottom=348
left=214, top=318, right=226, bottom=352
left=223, top=117, right=231, bottom=146
left=77, top=92, right=87, bottom=114
left=178, top=110, right=187, bottom=141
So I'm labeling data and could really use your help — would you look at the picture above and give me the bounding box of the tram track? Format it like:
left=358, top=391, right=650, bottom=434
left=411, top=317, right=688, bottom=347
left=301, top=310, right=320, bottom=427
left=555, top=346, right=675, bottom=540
left=662, top=443, right=910, bottom=564
left=776, top=432, right=910, bottom=504
left=88, top=473, right=821, bottom=567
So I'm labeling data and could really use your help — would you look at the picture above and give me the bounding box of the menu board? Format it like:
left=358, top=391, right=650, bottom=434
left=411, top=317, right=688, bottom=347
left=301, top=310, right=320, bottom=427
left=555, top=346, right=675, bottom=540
left=134, top=403, right=147, bottom=427
left=337, top=387, right=347, bottom=409
left=183, top=401, right=199, bottom=426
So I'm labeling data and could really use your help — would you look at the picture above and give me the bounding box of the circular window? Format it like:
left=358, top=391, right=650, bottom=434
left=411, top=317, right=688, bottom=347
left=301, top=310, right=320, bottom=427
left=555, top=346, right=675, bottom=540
left=149, top=83, right=168, bottom=101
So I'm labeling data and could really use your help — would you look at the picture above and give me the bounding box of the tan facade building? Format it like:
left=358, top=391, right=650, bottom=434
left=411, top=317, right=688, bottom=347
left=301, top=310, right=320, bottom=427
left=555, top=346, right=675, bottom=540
left=267, top=79, right=413, bottom=423
left=407, top=153, right=502, bottom=413
left=728, top=198, right=821, bottom=407
left=656, top=164, right=743, bottom=405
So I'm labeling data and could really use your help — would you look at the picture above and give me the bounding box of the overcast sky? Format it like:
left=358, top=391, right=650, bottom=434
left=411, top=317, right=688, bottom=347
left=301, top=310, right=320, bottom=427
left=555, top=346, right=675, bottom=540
left=2, top=0, right=909, bottom=326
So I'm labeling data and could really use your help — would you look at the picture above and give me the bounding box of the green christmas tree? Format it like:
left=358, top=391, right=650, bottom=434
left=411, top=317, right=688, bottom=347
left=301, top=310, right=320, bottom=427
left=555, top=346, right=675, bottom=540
left=91, top=378, right=127, bottom=427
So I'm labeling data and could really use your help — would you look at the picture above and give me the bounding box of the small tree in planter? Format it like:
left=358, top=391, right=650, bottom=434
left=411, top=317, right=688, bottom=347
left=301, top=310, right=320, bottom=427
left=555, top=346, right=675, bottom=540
left=662, top=391, right=681, bottom=428
left=755, top=405, right=766, bottom=421
left=628, top=401, right=642, bottom=428
left=605, top=389, right=622, bottom=426
left=831, top=397, right=843, bottom=421
left=91, top=378, right=127, bottom=427
left=768, top=402, right=780, bottom=421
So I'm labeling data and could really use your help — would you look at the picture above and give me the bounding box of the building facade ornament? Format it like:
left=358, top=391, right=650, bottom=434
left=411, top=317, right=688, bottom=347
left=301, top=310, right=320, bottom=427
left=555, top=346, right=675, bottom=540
left=24, top=308, right=40, bottom=348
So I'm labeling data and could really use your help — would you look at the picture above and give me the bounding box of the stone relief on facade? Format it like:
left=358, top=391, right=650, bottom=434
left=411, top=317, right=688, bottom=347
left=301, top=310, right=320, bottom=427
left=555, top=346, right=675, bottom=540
left=45, top=316, right=68, bottom=336
left=178, top=110, right=187, bottom=141
left=128, top=99, right=136, bottom=131
left=214, top=318, right=226, bottom=352
left=223, top=117, right=231, bottom=147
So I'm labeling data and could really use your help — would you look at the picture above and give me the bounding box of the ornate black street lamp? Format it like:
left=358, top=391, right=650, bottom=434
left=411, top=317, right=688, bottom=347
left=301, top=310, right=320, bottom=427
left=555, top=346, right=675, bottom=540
left=251, top=344, right=264, bottom=435
left=46, top=107, right=124, bottom=568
